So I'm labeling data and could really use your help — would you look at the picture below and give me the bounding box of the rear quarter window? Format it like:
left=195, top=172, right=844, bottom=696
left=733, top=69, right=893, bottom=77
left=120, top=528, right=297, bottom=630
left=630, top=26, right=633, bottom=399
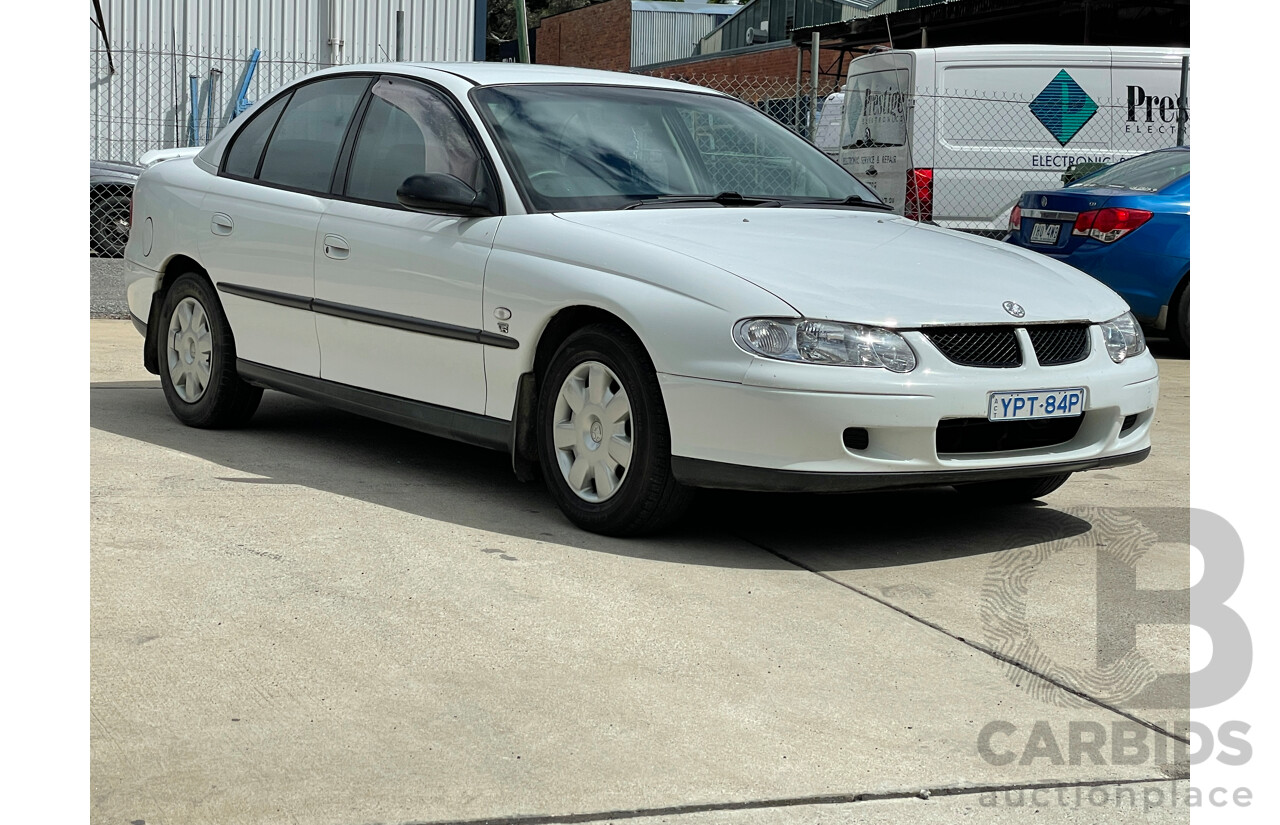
left=222, top=93, right=291, bottom=179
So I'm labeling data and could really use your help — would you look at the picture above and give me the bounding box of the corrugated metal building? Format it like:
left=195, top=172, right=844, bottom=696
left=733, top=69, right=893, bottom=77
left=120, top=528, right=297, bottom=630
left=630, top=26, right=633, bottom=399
left=631, top=2, right=739, bottom=67
left=90, top=0, right=481, bottom=162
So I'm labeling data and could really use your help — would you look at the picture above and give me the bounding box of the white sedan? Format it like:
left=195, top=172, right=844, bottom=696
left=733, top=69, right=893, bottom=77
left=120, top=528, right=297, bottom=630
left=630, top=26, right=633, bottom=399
left=125, top=63, right=1158, bottom=535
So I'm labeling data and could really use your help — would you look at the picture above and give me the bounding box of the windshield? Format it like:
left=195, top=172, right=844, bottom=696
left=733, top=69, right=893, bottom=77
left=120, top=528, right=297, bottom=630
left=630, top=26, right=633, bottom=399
left=1069, top=149, right=1190, bottom=193
left=471, top=84, right=880, bottom=212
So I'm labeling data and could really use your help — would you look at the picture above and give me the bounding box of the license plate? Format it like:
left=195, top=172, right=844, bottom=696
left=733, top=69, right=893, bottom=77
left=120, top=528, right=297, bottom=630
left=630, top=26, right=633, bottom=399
left=1029, top=222, right=1060, bottom=245
left=988, top=388, right=1085, bottom=421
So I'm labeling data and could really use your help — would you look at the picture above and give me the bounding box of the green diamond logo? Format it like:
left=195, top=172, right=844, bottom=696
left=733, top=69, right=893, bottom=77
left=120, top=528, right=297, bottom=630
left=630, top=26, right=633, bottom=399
left=1029, top=70, right=1098, bottom=146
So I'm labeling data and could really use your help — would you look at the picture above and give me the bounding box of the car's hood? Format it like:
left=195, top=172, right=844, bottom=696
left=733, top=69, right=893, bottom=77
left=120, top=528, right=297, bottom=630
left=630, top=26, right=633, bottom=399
left=555, top=208, right=1128, bottom=326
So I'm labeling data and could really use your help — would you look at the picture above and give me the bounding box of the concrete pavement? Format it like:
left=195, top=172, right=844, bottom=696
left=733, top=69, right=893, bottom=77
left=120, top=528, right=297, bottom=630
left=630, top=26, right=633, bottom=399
left=91, top=320, right=1191, bottom=824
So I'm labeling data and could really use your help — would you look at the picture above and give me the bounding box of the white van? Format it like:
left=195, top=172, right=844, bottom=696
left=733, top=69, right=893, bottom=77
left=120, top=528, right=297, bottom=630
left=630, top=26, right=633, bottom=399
left=813, top=88, right=846, bottom=159
left=829, top=45, right=1189, bottom=233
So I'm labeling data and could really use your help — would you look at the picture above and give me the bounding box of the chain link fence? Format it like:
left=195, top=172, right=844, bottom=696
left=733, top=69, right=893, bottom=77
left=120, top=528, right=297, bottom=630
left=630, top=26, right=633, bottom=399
left=90, top=46, right=324, bottom=256
left=91, top=57, right=1187, bottom=255
left=639, top=72, right=845, bottom=140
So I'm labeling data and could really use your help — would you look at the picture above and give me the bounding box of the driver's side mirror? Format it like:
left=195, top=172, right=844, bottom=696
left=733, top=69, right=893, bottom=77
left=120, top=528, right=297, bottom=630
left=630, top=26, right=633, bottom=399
left=396, top=174, right=497, bottom=218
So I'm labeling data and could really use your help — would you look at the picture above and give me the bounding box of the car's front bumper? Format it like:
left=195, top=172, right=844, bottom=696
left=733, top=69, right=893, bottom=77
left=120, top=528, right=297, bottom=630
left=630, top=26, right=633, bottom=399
left=660, top=327, right=1158, bottom=492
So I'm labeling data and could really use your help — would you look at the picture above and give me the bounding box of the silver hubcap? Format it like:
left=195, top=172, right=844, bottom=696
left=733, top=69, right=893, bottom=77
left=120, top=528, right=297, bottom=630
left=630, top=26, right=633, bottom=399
left=166, top=296, right=213, bottom=403
left=553, top=361, right=634, bottom=503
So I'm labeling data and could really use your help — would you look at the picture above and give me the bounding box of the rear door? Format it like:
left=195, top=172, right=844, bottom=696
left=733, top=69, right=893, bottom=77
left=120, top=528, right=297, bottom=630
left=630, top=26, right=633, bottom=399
left=199, top=75, right=371, bottom=376
left=839, top=52, right=913, bottom=212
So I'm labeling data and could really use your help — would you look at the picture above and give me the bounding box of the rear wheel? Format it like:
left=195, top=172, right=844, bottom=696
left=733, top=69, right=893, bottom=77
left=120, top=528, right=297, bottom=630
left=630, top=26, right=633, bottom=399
left=536, top=324, right=692, bottom=536
left=954, top=472, right=1072, bottom=504
left=1168, top=280, right=1189, bottom=357
left=157, top=272, right=262, bottom=428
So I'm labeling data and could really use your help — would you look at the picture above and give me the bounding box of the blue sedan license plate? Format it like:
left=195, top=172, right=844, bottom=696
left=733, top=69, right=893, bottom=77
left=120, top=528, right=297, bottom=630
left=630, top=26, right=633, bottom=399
left=988, top=388, right=1085, bottom=421
left=1029, top=222, right=1060, bottom=245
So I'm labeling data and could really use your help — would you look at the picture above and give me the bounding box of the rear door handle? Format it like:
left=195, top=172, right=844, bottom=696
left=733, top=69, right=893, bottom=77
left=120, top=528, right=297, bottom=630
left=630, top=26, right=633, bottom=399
left=211, top=212, right=234, bottom=235
left=323, top=234, right=350, bottom=260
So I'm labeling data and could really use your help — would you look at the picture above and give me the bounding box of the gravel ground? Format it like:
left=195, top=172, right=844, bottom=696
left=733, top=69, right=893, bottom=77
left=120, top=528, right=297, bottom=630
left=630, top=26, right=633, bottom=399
left=90, top=257, right=130, bottom=319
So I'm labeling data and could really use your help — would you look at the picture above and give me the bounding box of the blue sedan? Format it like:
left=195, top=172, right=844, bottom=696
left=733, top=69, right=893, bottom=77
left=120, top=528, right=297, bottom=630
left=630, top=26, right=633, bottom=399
left=1007, top=147, right=1190, bottom=355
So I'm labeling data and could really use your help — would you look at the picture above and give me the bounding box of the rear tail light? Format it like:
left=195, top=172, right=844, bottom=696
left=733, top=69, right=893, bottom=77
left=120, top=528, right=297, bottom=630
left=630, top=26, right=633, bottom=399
left=1071, top=207, right=1153, bottom=243
left=905, top=168, right=933, bottom=222
left=1008, top=204, right=1022, bottom=231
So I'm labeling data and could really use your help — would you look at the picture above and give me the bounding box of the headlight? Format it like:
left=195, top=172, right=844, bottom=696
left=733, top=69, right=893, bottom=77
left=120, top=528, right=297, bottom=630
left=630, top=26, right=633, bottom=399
left=1099, top=312, right=1146, bottom=363
left=733, top=318, right=917, bottom=373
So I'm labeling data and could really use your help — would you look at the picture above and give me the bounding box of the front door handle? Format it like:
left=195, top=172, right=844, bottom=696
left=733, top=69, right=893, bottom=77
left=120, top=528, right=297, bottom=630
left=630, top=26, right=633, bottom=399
left=211, top=212, right=234, bottom=235
left=323, top=234, right=350, bottom=260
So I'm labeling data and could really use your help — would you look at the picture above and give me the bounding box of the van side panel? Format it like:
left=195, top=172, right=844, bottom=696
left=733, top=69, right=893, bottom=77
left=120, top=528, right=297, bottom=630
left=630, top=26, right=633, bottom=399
left=933, top=54, right=1112, bottom=232
left=1111, top=49, right=1188, bottom=151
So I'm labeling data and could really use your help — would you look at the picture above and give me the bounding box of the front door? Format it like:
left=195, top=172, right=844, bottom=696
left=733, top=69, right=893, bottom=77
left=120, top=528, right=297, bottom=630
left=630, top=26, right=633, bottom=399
left=314, top=76, right=501, bottom=414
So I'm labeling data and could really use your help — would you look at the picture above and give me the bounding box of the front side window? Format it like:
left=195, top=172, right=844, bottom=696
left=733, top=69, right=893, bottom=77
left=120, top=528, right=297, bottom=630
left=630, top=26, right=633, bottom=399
left=345, top=76, right=492, bottom=206
left=472, top=84, right=879, bottom=212
left=255, top=76, right=371, bottom=193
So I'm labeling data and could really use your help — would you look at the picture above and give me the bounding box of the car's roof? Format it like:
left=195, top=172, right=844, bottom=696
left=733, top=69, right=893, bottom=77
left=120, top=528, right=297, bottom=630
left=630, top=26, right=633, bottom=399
left=309, top=61, right=722, bottom=94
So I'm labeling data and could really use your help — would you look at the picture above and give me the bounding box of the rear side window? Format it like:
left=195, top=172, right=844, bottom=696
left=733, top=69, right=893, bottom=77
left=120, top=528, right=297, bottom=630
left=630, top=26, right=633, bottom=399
left=223, top=93, right=291, bottom=178
left=256, top=76, right=372, bottom=193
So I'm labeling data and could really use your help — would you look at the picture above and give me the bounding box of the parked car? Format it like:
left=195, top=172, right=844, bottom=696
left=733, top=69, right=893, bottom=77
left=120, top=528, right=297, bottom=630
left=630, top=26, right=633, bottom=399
left=124, top=64, right=1157, bottom=535
left=90, top=160, right=142, bottom=257
left=828, top=45, right=1189, bottom=232
left=1006, top=146, right=1190, bottom=355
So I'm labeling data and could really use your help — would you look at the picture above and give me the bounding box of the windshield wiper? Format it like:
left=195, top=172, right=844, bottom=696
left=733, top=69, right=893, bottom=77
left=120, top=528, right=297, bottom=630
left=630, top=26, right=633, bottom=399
left=779, top=195, right=896, bottom=211
left=620, top=191, right=782, bottom=210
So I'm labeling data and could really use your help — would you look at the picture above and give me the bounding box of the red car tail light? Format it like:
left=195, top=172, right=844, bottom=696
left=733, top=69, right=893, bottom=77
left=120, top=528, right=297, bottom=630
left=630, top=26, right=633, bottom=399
left=905, top=168, right=933, bottom=222
left=1009, top=204, right=1022, bottom=231
left=1071, top=207, right=1153, bottom=243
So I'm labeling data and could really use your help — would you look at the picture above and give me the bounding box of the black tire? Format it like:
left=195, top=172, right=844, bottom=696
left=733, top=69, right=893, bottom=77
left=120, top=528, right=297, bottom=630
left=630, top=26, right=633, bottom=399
left=536, top=323, right=693, bottom=536
left=1168, top=280, right=1189, bottom=357
left=157, top=272, right=262, bottom=428
left=90, top=189, right=132, bottom=257
left=954, top=472, right=1072, bottom=504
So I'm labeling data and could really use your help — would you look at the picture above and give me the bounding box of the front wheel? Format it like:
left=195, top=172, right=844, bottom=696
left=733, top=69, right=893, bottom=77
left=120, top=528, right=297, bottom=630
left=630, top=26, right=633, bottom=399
left=157, top=272, right=262, bottom=428
left=953, top=472, right=1072, bottom=504
left=536, top=324, right=692, bottom=536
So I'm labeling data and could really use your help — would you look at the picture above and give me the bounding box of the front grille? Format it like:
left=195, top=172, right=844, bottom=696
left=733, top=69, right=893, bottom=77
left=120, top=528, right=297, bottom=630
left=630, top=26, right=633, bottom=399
left=924, top=327, right=1021, bottom=368
left=1029, top=324, right=1090, bottom=366
left=936, top=415, right=1084, bottom=454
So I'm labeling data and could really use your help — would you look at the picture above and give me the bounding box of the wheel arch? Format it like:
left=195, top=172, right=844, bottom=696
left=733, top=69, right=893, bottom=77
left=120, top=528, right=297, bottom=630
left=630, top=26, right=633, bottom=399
left=532, top=305, right=655, bottom=382
left=510, top=304, right=656, bottom=481
left=142, top=254, right=215, bottom=375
